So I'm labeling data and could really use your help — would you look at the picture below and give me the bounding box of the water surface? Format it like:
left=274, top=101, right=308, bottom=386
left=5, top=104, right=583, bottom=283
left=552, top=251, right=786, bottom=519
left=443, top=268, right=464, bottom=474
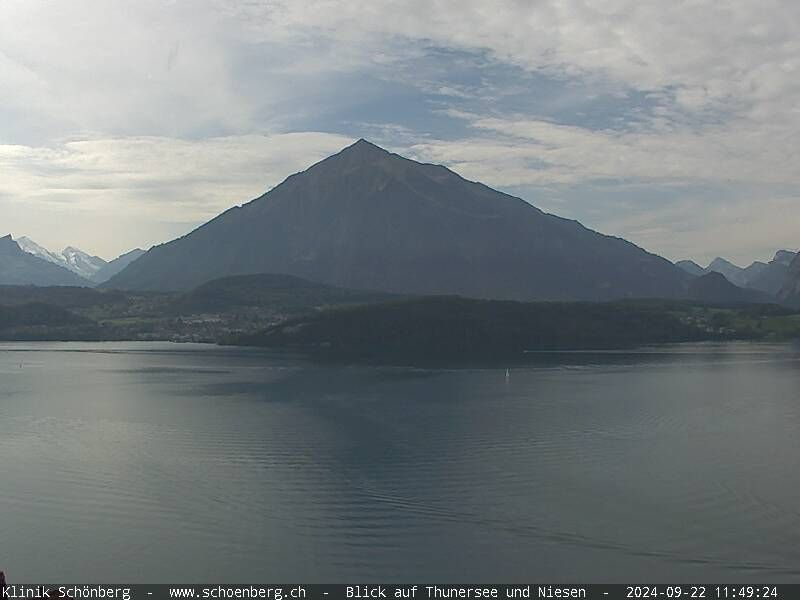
left=1, top=342, right=798, bottom=582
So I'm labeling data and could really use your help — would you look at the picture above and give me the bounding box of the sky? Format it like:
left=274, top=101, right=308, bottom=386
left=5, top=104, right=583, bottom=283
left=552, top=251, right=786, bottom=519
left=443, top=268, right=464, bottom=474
left=1, top=1, right=798, bottom=266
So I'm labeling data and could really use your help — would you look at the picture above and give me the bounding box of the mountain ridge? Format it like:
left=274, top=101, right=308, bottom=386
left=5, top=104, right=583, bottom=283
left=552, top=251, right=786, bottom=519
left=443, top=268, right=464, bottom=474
left=778, top=253, right=800, bottom=307
left=16, top=237, right=145, bottom=284
left=676, top=250, right=798, bottom=296
left=0, top=235, right=91, bottom=287
left=93, top=248, right=146, bottom=283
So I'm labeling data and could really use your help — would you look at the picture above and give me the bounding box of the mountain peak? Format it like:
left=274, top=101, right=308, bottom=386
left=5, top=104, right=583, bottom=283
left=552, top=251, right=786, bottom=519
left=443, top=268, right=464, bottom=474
left=334, top=138, right=392, bottom=161
left=675, top=260, right=705, bottom=277
left=708, top=257, right=740, bottom=270
left=0, top=234, right=21, bottom=254
left=349, top=138, right=386, bottom=151
left=773, top=249, right=797, bottom=265
left=299, top=138, right=404, bottom=180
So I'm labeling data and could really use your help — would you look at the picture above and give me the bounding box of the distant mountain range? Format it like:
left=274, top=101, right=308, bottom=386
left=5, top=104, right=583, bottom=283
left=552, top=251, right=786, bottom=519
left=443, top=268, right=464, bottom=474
left=17, top=237, right=103, bottom=281
left=105, top=139, right=693, bottom=301
left=5, top=140, right=795, bottom=308
left=676, top=250, right=798, bottom=296
left=9, top=236, right=144, bottom=285
left=0, top=235, right=89, bottom=286
left=778, top=253, right=800, bottom=307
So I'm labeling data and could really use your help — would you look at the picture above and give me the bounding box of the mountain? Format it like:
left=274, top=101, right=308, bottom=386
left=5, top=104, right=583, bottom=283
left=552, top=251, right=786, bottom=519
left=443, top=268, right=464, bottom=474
left=773, top=250, right=798, bottom=265
left=105, top=139, right=691, bottom=300
left=92, top=248, right=145, bottom=283
left=778, top=253, right=800, bottom=308
left=676, top=260, right=705, bottom=276
left=742, top=260, right=769, bottom=282
left=706, top=257, right=748, bottom=287
left=680, top=251, right=797, bottom=296
left=687, top=271, right=770, bottom=304
left=16, top=237, right=146, bottom=284
left=17, top=236, right=67, bottom=267
left=746, top=250, right=797, bottom=296
left=0, top=236, right=90, bottom=286
left=62, top=246, right=107, bottom=281
left=17, top=237, right=107, bottom=281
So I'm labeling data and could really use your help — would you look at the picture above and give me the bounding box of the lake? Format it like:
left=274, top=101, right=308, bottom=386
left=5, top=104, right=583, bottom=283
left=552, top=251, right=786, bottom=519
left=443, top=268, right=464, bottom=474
left=1, top=341, right=798, bottom=583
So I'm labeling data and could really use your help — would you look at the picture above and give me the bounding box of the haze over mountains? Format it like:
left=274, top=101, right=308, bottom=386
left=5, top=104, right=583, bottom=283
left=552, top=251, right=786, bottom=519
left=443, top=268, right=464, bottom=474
left=18, top=236, right=104, bottom=280
left=0, top=235, right=89, bottom=286
left=105, top=140, right=693, bottom=301
left=92, top=248, right=147, bottom=283
left=0, top=236, right=144, bottom=286
left=778, top=253, right=800, bottom=307
left=676, top=250, right=798, bottom=296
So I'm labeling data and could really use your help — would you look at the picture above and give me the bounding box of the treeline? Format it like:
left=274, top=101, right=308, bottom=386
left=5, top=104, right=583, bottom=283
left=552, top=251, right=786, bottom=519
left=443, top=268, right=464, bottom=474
left=3, top=282, right=799, bottom=354
left=169, top=273, right=394, bottom=314
left=0, top=302, right=112, bottom=341
left=233, top=296, right=718, bottom=363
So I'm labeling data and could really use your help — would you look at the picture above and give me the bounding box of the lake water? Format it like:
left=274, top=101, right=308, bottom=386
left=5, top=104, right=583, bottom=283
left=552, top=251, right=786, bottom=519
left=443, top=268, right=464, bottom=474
left=0, top=341, right=798, bottom=583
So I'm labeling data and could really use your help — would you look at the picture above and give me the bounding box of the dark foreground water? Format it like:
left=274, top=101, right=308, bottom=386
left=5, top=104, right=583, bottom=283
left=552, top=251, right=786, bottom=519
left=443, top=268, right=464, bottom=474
left=0, top=342, right=798, bottom=583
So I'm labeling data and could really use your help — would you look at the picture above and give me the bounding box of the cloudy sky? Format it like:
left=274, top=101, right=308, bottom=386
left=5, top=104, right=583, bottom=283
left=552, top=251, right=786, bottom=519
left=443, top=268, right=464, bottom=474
left=1, top=0, right=798, bottom=265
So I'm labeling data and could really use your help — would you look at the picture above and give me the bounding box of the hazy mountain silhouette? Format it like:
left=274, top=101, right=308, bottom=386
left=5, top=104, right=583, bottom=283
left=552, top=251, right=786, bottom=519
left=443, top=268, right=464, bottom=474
left=748, top=250, right=797, bottom=295
left=105, top=139, right=691, bottom=300
left=0, top=235, right=89, bottom=286
left=93, top=248, right=145, bottom=283
left=778, top=253, right=800, bottom=307
left=705, top=257, right=749, bottom=287
left=678, top=251, right=796, bottom=296
left=688, top=271, right=770, bottom=304
left=16, top=236, right=145, bottom=284
left=676, top=260, right=705, bottom=276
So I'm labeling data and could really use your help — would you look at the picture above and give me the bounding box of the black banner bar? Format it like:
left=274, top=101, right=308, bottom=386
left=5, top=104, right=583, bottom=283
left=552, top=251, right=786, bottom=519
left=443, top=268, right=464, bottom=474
left=1, top=584, right=795, bottom=600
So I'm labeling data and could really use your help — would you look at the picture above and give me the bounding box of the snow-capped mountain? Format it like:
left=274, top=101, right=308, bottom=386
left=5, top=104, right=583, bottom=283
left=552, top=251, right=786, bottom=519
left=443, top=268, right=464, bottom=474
left=18, top=237, right=107, bottom=280
left=17, top=236, right=69, bottom=268
left=62, top=246, right=107, bottom=280
left=1, top=235, right=89, bottom=286
left=15, top=236, right=146, bottom=284
left=16, top=237, right=107, bottom=282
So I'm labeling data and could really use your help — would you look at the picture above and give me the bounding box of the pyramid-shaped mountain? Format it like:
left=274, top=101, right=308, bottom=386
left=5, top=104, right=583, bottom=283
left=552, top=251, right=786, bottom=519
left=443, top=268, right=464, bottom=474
left=105, top=140, right=690, bottom=300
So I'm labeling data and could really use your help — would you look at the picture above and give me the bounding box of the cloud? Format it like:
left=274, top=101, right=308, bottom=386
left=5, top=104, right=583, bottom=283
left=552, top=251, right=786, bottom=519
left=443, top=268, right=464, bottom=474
left=403, top=111, right=799, bottom=187
left=225, top=0, right=800, bottom=119
left=594, top=189, right=800, bottom=267
left=0, top=0, right=326, bottom=141
left=0, top=0, right=798, bottom=262
left=0, top=132, right=353, bottom=257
